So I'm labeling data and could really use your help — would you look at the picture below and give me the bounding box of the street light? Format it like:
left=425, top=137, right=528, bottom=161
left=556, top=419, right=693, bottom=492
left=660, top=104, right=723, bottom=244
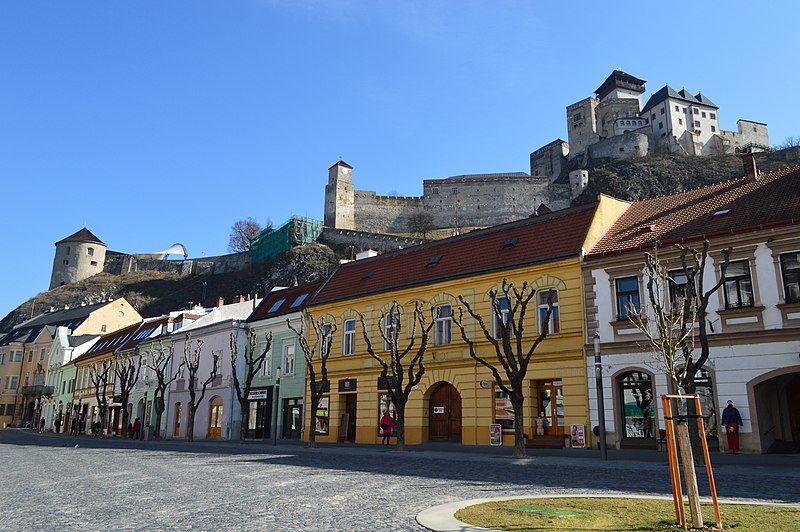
left=272, top=366, right=281, bottom=446
left=594, top=333, right=608, bottom=461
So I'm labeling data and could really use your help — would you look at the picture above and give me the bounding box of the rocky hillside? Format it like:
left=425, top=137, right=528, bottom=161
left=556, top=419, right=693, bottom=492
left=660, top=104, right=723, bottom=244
left=0, top=243, right=338, bottom=332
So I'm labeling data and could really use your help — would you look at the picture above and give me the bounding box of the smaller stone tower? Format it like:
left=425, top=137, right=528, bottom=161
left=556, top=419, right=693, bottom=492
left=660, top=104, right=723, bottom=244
left=569, top=170, right=589, bottom=200
left=323, top=160, right=356, bottom=230
left=49, top=228, right=107, bottom=289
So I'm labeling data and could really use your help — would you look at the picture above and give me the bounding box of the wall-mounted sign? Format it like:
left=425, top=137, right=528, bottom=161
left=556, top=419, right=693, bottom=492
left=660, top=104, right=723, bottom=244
left=433, top=406, right=445, bottom=414
left=248, top=389, right=269, bottom=400
left=377, top=375, right=396, bottom=390
left=571, top=424, right=586, bottom=448
left=338, top=378, right=357, bottom=393
left=480, top=380, right=491, bottom=389
left=313, top=380, right=331, bottom=393
left=490, top=423, right=502, bottom=446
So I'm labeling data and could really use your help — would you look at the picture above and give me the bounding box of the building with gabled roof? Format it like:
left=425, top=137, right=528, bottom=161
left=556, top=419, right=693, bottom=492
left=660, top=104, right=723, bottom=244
left=49, top=227, right=108, bottom=289
left=583, top=159, right=800, bottom=453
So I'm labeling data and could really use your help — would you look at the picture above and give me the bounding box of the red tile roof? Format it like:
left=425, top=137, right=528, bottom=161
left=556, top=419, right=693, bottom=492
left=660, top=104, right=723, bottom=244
left=587, top=165, right=800, bottom=258
left=73, top=321, right=143, bottom=363
left=247, top=281, right=324, bottom=322
left=312, top=204, right=599, bottom=306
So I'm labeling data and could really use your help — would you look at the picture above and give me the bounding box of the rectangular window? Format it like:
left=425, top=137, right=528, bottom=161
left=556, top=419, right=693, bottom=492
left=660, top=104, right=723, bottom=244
left=668, top=269, right=693, bottom=303
left=87, top=247, right=94, bottom=256
left=10, top=376, right=18, bottom=390
left=319, top=323, right=331, bottom=359
left=616, top=276, right=641, bottom=320
left=678, top=118, right=683, bottom=125
left=780, top=252, right=800, bottom=303
left=282, top=344, right=295, bottom=376
left=710, top=113, right=716, bottom=119
left=15, top=351, right=22, bottom=362
left=495, top=385, right=514, bottom=430
left=28, top=351, right=32, bottom=362
left=538, top=290, right=560, bottom=334
left=40, top=348, right=45, bottom=361
left=315, top=396, right=330, bottom=435
left=710, top=125, right=716, bottom=132
left=343, top=319, right=356, bottom=355
left=451, top=187, right=458, bottom=194
left=6, top=404, right=14, bottom=417
left=0, top=354, right=4, bottom=365
left=660, top=107, right=665, bottom=115
left=694, top=120, right=701, bottom=128
left=383, top=313, right=401, bottom=351
left=573, top=112, right=582, bottom=122
left=434, top=305, right=452, bottom=346
left=723, top=260, right=754, bottom=309
left=378, top=394, right=396, bottom=434
left=61, top=381, right=65, bottom=394
left=693, top=108, right=699, bottom=115
left=658, top=122, right=663, bottom=130
left=0, top=404, right=5, bottom=416
left=674, top=105, right=679, bottom=111
left=493, top=298, right=511, bottom=339
left=90, top=261, right=98, bottom=267
left=431, top=187, right=439, bottom=195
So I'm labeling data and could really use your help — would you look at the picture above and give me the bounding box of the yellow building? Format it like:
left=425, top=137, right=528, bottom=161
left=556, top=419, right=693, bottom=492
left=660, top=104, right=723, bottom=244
left=306, top=197, right=627, bottom=447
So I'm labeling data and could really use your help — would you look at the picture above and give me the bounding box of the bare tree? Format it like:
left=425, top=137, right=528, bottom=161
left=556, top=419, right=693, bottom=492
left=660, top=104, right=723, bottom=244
left=182, top=334, right=219, bottom=441
left=406, top=212, right=435, bottom=238
left=627, top=241, right=730, bottom=528
left=229, top=329, right=273, bottom=444
left=456, top=280, right=553, bottom=457
left=89, top=359, right=114, bottom=435
left=359, top=301, right=434, bottom=450
left=142, top=341, right=183, bottom=439
left=114, top=351, right=142, bottom=437
left=288, top=314, right=336, bottom=448
left=228, top=217, right=271, bottom=253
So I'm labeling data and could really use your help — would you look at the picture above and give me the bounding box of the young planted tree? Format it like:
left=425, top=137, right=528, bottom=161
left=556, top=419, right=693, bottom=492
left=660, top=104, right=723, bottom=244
left=89, top=359, right=114, bottom=435
left=359, top=301, right=434, bottom=450
left=229, top=329, right=273, bottom=444
left=627, top=240, right=730, bottom=529
left=182, top=334, right=219, bottom=442
left=288, top=314, right=337, bottom=448
left=456, top=279, right=553, bottom=457
left=142, top=341, right=183, bottom=440
left=114, top=351, right=142, bottom=437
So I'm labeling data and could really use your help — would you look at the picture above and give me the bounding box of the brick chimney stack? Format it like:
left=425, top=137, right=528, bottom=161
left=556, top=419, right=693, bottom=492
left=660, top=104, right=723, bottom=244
left=237, top=295, right=245, bottom=303
left=217, top=297, right=225, bottom=307
left=741, top=153, right=758, bottom=183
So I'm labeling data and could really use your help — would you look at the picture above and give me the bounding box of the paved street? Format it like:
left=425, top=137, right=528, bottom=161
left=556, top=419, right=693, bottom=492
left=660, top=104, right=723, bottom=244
left=1, top=430, right=798, bottom=531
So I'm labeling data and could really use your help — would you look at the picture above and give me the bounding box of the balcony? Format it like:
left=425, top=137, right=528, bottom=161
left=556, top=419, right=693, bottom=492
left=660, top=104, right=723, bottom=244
left=21, top=385, right=54, bottom=396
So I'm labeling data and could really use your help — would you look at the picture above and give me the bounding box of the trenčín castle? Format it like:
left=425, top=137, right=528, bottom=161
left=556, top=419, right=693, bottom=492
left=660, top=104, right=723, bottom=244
left=325, top=70, right=770, bottom=235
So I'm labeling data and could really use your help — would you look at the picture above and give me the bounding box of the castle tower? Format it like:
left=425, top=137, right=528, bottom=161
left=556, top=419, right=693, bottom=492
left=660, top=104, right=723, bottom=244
left=324, top=160, right=356, bottom=230
left=49, top=228, right=107, bottom=289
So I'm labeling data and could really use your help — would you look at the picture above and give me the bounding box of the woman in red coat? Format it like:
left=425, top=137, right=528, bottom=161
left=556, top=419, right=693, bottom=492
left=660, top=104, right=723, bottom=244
left=379, top=411, right=395, bottom=445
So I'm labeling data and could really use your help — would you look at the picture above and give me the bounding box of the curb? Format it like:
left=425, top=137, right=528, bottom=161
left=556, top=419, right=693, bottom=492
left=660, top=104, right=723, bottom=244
left=415, top=494, right=800, bottom=532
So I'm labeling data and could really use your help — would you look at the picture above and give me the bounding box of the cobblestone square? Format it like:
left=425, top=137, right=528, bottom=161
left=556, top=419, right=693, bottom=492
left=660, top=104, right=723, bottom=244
left=2, top=431, right=798, bottom=531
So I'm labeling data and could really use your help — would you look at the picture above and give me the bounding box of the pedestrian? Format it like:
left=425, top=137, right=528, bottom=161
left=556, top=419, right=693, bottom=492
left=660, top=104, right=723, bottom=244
left=39, top=417, right=45, bottom=433
left=54, top=417, right=61, bottom=434
left=379, top=410, right=395, bottom=445
left=132, top=418, right=141, bottom=439
left=721, top=400, right=743, bottom=453
left=536, top=412, right=546, bottom=436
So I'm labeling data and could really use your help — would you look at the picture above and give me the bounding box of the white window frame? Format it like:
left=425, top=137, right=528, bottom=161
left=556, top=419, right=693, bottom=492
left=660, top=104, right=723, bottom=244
left=434, top=305, right=452, bottom=346
left=383, top=312, right=401, bottom=351
left=343, top=319, right=356, bottom=356
left=319, top=323, right=332, bottom=359
left=492, top=297, right=511, bottom=339
left=282, top=343, right=295, bottom=376
left=537, top=289, right=560, bottom=334
left=261, top=344, right=272, bottom=377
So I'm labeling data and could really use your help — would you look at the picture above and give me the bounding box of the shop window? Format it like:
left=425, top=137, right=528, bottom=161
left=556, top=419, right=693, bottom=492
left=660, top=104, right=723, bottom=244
left=493, top=297, right=511, bottom=339
left=378, top=394, right=396, bottom=434
left=494, top=385, right=514, bottom=430
left=315, top=396, right=330, bottom=435
left=615, top=276, right=640, bottom=319
left=343, top=319, right=356, bottom=355
left=780, top=252, right=800, bottom=303
left=434, top=305, right=452, bottom=346
left=538, top=290, right=560, bottom=334
left=383, top=312, right=400, bottom=351
left=723, top=260, right=754, bottom=309
left=617, top=371, right=654, bottom=439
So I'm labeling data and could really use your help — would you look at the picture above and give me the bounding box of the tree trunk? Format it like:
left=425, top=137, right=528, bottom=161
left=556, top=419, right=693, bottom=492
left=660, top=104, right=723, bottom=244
left=187, top=408, right=195, bottom=442
left=395, top=403, right=406, bottom=451
left=239, top=403, right=248, bottom=444
left=153, top=395, right=165, bottom=440
left=512, top=394, right=526, bottom=458
left=121, top=395, right=130, bottom=438
left=307, top=395, right=318, bottom=448
left=676, top=422, right=703, bottom=529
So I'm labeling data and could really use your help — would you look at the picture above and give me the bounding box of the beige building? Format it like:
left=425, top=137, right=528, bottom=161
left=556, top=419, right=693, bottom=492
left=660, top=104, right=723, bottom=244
left=49, top=228, right=108, bottom=290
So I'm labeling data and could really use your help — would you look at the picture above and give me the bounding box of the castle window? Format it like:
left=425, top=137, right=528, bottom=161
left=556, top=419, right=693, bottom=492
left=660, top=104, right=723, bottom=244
left=701, top=111, right=706, bottom=118
left=651, top=113, right=656, bottom=120
left=678, top=118, right=683, bottom=126
left=658, top=122, right=663, bottom=130
left=693, top=108, right=699, bottom=115
left=660, top=108, right=665, bottom=115
left=87, top=247, right=94, bottom=256
left=710, top=113, right=716, bottom=119
left=66, top=247, right=70, bottom=255
left=675, top=105, right=679, bottom=111
left=431, top=187, right=439, bottom=195
left=694, top=120, right=701, bottom=128
left=711, top=126, right=716, bottom=132
left=619, top=147, right=624, bottom=152
left=90, top=261, right=98, bottom=267
left=573, top=112, right=582, bottom=122
left=451, top=187, right=458, bottom=194
left=63, top=260, right=69, bottom=265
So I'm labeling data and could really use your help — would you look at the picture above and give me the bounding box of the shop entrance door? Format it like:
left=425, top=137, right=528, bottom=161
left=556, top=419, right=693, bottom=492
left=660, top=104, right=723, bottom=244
left=247, top=400, right=269, bottom=439
left=535, top=380, right=564, bottom=435
left=282, top=398, right=303, bottom=439
left=343, top=394, right=357, bottom=441
left=428, top=382, right=462, bottom=442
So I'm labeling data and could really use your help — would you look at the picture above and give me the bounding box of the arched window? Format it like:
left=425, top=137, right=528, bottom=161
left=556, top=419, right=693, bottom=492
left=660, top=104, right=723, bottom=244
left=208, top=396, right=224, bottom=439
left=537, top=290, right=560, bottom=334
left=173, top=402, right=182, bottom=437
left=617, top=371, right=655, bottom=439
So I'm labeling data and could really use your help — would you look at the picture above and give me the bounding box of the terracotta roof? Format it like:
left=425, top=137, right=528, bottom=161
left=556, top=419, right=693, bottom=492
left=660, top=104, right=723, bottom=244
left=587, top=165, right=800, bottom=258
left=247, top=281, right=324, bottom=322
left=75, top=321, right=143, bottom=362
left=312, top=204, right=599, bottom=306
left=55, top=227, right=105, bottom=246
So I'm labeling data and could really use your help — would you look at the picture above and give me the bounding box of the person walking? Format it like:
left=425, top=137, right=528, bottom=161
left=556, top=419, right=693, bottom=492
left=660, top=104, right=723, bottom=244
left=132, top=418, right=141, bottom=439
left=721, top=400, right=743, bottom=453
left=379, top=410, right=395, bottom=445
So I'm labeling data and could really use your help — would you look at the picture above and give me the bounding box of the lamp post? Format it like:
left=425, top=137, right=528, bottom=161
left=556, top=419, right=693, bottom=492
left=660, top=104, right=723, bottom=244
left=271, top=366, right=281, bottom=446
left=594, top=333, right=608, bottom=460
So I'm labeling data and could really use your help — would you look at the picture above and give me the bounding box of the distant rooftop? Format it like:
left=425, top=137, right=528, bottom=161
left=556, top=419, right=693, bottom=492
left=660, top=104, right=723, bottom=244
left=55, top=227, right=105, bottom=246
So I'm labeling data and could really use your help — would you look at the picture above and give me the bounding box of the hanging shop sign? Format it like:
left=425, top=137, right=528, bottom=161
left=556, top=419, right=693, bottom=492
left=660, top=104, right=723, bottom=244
left=480, top=380, right=491, bottom=389
left=570, top=424, right=586, bottom=448
left=248, top=389, right=269, bottom=400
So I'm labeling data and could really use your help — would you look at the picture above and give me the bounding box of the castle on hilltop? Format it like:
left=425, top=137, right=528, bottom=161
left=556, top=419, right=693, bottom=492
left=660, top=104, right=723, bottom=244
left=324, top=70, right=770, bottom=234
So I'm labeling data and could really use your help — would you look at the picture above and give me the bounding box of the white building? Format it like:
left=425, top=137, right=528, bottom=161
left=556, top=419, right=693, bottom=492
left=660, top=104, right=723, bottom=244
left=583, top=158, right=800, bottom=453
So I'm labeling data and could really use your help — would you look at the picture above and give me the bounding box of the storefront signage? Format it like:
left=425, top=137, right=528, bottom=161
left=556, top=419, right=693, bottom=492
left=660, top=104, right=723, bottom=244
left=490, top=423, right=502, bottom=446
left=433, top=406, right=444, bottom=414
left=338, top=378, right=357, bottom=392
left=248, top=389, right=269, bottom=400
left=570, top=424, right=586, bottom=448
left=480, top=380, right=490, bottom=389
left=377, top=375, right=396, bottom=390
left=313, top=380, right=331, bottom=393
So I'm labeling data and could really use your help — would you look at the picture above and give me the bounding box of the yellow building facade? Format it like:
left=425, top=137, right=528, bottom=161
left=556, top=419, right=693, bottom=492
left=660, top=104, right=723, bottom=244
left=305, top=197, right=628, bottom=448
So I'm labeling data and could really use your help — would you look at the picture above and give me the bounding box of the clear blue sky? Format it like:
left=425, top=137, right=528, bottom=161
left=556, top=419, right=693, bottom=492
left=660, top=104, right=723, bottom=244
left=0, top=1, right=796, bottom=318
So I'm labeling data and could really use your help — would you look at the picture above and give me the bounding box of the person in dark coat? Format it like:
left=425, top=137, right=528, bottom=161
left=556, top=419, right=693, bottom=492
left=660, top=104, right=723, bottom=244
left=721, top=400, right=743, bottom=453
left=379, top=411, right=395, bottom=445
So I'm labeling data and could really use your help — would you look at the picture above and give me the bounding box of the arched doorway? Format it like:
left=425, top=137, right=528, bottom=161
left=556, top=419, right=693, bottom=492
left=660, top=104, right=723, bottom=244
left=617, top=371, right=655, bottom=441
left=753, top=370, right=800, bottom=453
left=208, top=396, right=223, bottom=439
left=173, top=402, right=182, bottom=437
left=428, top=383, right=461, bottom=442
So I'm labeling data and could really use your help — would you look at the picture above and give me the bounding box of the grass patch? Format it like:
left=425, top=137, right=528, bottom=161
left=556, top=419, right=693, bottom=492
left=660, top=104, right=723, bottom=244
left=454, top=497, right=800, bottom=531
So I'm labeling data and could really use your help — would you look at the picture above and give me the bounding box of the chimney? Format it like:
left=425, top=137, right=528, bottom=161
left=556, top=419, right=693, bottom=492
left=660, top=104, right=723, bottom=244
left=237, top=295, right=245, bottom=303
left=217, top=297, right=225, bottom=308
left=741, top=153, right=758, bottom=183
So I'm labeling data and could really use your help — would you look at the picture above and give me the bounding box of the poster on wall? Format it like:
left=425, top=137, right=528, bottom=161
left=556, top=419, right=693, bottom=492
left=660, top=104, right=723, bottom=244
left=315, top=397, right=330, bottom=435
left=489, top=423, right=502, bottom=446
left=570, top=424, right=585, bottom=448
